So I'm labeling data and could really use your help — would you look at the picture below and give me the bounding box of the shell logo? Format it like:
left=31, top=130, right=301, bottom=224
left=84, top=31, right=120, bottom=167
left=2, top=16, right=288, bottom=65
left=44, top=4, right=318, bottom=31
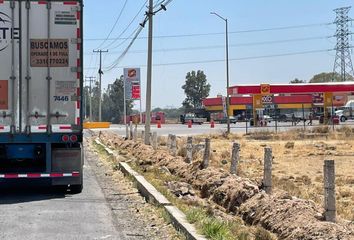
left=260, top=84, right=270, bottom=94
left=128, top=69, right=137, bottom=78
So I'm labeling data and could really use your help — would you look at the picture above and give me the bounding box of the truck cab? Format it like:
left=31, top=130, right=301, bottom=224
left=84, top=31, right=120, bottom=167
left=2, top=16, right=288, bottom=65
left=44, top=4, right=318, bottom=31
left=335, top=100, right=354, bottom=122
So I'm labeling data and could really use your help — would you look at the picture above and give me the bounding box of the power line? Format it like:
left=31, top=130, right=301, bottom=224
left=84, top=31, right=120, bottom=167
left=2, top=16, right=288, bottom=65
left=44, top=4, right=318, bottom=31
left=85, top=22, right=334, bottom=41
left=106, top=26, right=142, bottom=51
left=84, top=35, right=332, bottom=55
left=88, top=53, right=99, bottom=76
left=153, top=0, right=165, bottom=8
left=85, top=47, right=352, bottom=70
left=95, top=0, right=129, bottom=50
left=102, top=0, right=148, bottom=49
left=105, top=26, right=144, bottom=71
left=103, top=0, right=173, bottom=72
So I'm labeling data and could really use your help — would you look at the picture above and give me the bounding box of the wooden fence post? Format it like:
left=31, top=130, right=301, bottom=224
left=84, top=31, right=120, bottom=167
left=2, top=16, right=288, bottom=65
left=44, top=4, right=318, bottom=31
left=167, top=134, right=172, bottom=149
left=201, top=138, right=210, bottom=169
left=141, top=130, right=145, bottom=140
left=230, top=142, right=240, bottom=174
left=263, top=147, right=272, bottom=194
left=133, top=125, right=137, bottom=142
left=170, top=134, right=177, bottom=156
left=324, top=160, right=336, bottom=222
left=186, top=136, right=193, bottom=163
left=129, top=121, right=133, bottom=140
left=125, top=124, right=129, bottom=139
left=152, top=132, right=158, bottom=150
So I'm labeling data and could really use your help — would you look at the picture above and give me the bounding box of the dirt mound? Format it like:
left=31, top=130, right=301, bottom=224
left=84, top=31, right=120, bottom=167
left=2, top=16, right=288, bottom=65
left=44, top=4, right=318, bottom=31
left=98, top=131, right=354, bottom=240
left=239, top=192, right=353, bottom=240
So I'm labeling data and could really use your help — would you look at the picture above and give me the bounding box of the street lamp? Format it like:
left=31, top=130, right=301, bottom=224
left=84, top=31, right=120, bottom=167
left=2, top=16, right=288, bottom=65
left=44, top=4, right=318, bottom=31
left=211, top=12, right=230, bottom=134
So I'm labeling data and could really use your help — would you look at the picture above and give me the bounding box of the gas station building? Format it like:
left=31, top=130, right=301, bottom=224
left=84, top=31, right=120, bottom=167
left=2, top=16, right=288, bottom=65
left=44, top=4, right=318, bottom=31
left=203, top=82, right=354, bottom=124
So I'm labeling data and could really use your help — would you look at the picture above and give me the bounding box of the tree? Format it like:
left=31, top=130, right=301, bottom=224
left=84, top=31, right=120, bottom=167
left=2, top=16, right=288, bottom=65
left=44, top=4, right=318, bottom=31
left=86, top=76, right=133, bottom=123
left=152, top=107, right=184, bottom=119
left=101, top=76, right=133, bottom=123
left=309, top=72, right=354, bottom=83
left=182, top=70, right=210, bottom=110
left=290, top=78, right=306, bottom=84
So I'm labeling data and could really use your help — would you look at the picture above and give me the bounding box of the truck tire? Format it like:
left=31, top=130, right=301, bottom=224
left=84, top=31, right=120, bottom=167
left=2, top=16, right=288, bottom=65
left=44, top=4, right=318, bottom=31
left=70, top=168, right=83, bottom=194
left=55, top=185, right=69, bottom=193
left=340, top=116, right=347, bottom=122
left=70, top=184, right=83, bottom=194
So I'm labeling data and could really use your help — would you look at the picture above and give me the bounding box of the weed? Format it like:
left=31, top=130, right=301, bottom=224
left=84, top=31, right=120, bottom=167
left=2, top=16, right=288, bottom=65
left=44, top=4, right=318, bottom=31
left=177, top=146, right=187, bottom=157
left=221, top=150, right=230, bottom=159
left=186, top=208, right=207, bottom=224
left=254, top=226, right=276, bottom=240
left=202, top=218, right=232, bottom=240
left=311, top=126, right=330, bottom=134
left=186, top=207, right=257, bottom=240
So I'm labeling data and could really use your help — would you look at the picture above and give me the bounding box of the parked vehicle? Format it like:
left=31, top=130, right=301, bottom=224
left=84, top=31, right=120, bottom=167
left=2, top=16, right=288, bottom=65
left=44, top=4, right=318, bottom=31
left=180, top=113, right=207, bottom=124
left=219, top=116, right=237, bottom=124
left=0, top=0, right=83, bottom=192
left=335, top=109, right=353, bottom=122
left=263, top=115, right=272, bottom=123
left=278, top=112, right=309, bottom=122
left=335, top=100, right=354, bottom=122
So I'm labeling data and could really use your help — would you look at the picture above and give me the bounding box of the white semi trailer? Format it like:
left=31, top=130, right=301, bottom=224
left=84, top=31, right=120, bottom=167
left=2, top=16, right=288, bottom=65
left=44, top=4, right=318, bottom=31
left=0, top=0, right=83, bottom=192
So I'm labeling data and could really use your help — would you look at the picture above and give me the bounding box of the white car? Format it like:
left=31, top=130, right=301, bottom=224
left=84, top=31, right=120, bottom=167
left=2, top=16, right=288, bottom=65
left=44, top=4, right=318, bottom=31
left=263, top=115, right=272, bottom=123
left=335, top=109, right=347, bottom=122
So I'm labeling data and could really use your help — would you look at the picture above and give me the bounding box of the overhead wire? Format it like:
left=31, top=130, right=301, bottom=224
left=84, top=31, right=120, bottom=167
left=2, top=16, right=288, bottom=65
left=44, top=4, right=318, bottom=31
left=85, top=22, right=334, bottom=41
left=85, top=47, right=354, bottom=70
left=88, top=53, right=99, bottom=76
left=95, top=0, right=129, bottom=50
left=105, top=26, right=144, bottom=71
left=103, top=0, right=174, bottom=72
left=153, top=0, right=165, bottom=8
left=84, top=35, right=332, bottom=56
left=103, top=0, right=148, bottom=49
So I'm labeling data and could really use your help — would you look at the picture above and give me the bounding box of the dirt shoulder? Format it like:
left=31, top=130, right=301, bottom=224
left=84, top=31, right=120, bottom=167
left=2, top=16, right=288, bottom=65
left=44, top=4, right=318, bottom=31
left=84, top=137, right=184, bottom=240
left=98, top=131, right=354, bottom=240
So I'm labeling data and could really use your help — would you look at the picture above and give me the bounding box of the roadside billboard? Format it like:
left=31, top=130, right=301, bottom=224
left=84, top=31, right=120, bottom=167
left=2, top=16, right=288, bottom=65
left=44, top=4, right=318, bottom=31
left=124, top=68, right=141, bottom=100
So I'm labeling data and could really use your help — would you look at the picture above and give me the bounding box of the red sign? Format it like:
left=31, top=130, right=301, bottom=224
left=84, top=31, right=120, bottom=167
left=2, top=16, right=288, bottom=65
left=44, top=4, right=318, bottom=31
left=262, top=95, right=273, bottom=104
left=132, top=84, right=141, bottom=99
left=0, top=80, right=8, bottom=109
left=312, top=93, right=324, bottom=104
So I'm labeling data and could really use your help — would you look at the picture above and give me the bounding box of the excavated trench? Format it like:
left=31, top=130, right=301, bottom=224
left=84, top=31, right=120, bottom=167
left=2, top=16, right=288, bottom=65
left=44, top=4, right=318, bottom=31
left=99, top=131, right=354, bottom=240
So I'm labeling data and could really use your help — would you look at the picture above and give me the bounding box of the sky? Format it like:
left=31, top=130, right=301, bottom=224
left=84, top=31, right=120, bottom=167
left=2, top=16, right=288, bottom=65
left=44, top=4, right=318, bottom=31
left=83, top=0, right=354, bottom=110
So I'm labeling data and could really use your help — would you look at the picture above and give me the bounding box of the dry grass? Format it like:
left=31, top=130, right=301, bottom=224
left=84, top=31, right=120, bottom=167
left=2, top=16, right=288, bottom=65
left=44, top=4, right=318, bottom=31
left=180, top=129, right=354, bottom=221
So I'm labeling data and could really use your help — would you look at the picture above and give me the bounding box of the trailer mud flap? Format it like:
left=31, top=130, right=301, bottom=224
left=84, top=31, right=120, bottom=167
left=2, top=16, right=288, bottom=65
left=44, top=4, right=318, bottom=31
left=52, top=148, right=82, bottom=172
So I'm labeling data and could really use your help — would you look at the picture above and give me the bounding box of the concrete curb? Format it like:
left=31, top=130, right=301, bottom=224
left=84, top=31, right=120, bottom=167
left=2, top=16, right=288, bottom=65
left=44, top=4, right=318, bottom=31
left=135, top=175, right=171, bottom=206
left=118, top=163, right=171, bottom=206
left=118, top=162, right=140, bottom=177
left=95, top=138, right=206, bottom=240
left=95, top=139, right=114, bottom=155
left=165, top=205, right=207, bottom=240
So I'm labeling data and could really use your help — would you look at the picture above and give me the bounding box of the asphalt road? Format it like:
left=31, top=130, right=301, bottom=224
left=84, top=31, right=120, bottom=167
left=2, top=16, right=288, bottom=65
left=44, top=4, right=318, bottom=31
left=0, top=139, right=173, bottom=240
left=93, top=120, right=354, bottom=137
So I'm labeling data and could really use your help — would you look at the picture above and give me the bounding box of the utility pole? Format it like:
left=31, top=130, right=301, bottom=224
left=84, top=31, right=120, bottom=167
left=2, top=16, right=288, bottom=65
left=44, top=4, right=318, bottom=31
left=85, top=76, right=96, bottom=122
left=333, top=7, right=354, bottom=81
left=93, top=49, right=108, bottom=122
left=211, top=12, right=231, bottom=134
left=144, top=0, right=154, bottom=145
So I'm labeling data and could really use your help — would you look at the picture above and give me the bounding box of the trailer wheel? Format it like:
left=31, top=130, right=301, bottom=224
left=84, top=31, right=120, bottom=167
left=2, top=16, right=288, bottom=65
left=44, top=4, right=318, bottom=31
left=70, top=184, right=83, bottom=194
left=55, top=185, right=68, bottom=193
left=70, top=170, right=83, bottom=194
